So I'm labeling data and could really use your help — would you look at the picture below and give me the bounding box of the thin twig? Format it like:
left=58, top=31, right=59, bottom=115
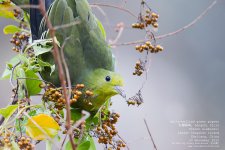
left=109, top=22, right=125, bottom=47
left=60, top=36, right=72, bottom=110
left=54, top=20, right=81, bottom=30
left=110, top=0, right=218, bottom=46
left=90, top=5, right=112, bottom=34
left=144, top=119, right=157, bottom=150
left=156, top=0, right=217, bottom=40
left=72, top=111, right=90, bottom=146
left=72, top=110, right=90, bottom=128
left=13, top=5, right=80, bottom=31
left=90, top=5, right=107, bottom=16
left=60, top=134, right=68, bottom=150
left=16, top=77, right=56, bottom=88
left=37, top=1, right=76, bottom=149
left=14, top=4, right=40, bottom=9
left=4, top=105, right=41, bottom=127
left=18, top=117, right=22, bottom=137
left=10, top=61, right=21, bottom=88
left=90, top=3, right=137, bottom=18
left=117, top=133, right=130, bottom=150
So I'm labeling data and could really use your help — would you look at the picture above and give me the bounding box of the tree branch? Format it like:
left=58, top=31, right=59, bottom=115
left=144, top=119, right=157, bottom=150
left=37, top=1, right=76, bottom=149
left=111, top=0, right=218, bottom=46
left=90, top=3, right=137, bottom=18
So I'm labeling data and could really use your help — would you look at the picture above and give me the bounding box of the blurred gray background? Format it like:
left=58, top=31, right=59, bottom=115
left=0, top=0, right=225, bottom=149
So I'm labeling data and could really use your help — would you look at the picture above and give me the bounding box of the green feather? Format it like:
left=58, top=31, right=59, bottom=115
left=37, top=0, right=123, bottom=112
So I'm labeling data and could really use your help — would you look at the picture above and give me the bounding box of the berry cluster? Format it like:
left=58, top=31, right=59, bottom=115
left=41, top=84, right=66, bottom=124
left=126, top=90, right=143, bottom=106
left=126, top=99, right=142, bottom=106
left=0, top=133, right=35, bottom=150
left=135, top=41, right=163, bottom=53
left=9, top=7, right=30, bottom=53
left=144, top=11, right=159, bottom=28
left=13, top=8, right=22, bottom=18
left=72, top=84, right=85, bottom=105
left=73, top=84, right=94, bottom=106
left=126, top=100, right=136, bottom=105
left=132, top=10, right=159, bottom=30
left=42, top=83, right=94, bottom=111
left=131, top=2, right=164, bottom=77
left=94, top=111, right=126, bottom=150
left=17, top=136, right=35, bottom=150
left=131, top=22, right=145, bottom=29
left=0, top=132, right=12, bottom=148
left=10, top=32, right=30, bottom=53
left=13, top=7, right=28, bottom=29
left=42, top=84, right=66, bottom=111
left=133, top=60, right=145, bottom=76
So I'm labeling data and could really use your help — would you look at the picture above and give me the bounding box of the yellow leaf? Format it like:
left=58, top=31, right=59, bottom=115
left=25, top=114, right=60, bottom=140
left=0, top=2, right=16, bottom=20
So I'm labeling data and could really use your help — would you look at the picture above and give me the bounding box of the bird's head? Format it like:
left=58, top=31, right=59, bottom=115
left=83, top=68, right=125, bottom=97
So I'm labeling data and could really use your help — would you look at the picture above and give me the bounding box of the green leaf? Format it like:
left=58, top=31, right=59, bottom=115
left=88, top=137, right=96, bottom=150
left=71, top=108, right=82, bottom=122
left=15, top=67, right=25, bottom=78
left=96, top=19, right=106, bottom=40
left=37, top=58, right=51, bottom=67
left=77, top=141, right=91, bottom=150
left=50, top=65, right=55, bottom=76
left=25, top=70, right=42, bottom=96
left=33, top=44, right=53, bottom=56
left=65, top=140, right=75, bottom=150
left=35, top=107, right=51, bottom=116
left=18, top=54, right=29, bottom=64
left=37, top=58, right=55, bottom=75
left=30, top=38, right=60, bottom=56
left=65, top=136, right=96, bottom=150
left=3, top=25, right=21, bottom=34
left=1, top=54, right=29, bottom=80
left=16, top=67, right=26, bottom=99
left=23, top=11, right=30, bottom=24
left=1, top=55, right=21, bottom=80
left=28, top=109, right=37, bottom=116
left=71, top=109, right=98, bottom=130
left=0, top=105, right=18, bottom=120
left=1, top=68, right=11, bottom=79
left=15, top=118, right=27, bottom=133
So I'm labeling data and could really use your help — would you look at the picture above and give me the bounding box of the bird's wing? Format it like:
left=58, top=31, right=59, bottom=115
left=38, top=0, right=84, bottom=85
left=32, top=0, right=114, bottom=86
left=76, top=0, right=115, bottom=71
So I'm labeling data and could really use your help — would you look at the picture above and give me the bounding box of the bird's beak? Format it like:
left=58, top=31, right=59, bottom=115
left=114, top=86, right=126, bottom=98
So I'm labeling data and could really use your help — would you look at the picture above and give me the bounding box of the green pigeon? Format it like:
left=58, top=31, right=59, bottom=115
left=28, top=0, right=125, bottom=114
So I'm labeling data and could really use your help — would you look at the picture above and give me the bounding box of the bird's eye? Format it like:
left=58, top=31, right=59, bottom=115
left=105, top=76, right=111, bottom=82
